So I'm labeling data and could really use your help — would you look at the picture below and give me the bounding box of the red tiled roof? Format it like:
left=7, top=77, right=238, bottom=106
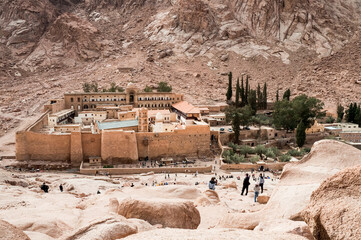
left=172, top=101, right=200, bottom=114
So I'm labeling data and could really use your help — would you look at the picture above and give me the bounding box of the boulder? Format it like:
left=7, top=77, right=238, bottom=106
left=302, top=165, right=361, bottom=240
left=223, top=181, right=237, bottom=189
left=117, top=199, right=200, bottom=229
left=108, top=198, right=119, bottom=213
left=0, top=220, right=30, bottom=240
left=4, top=179, right=29, bottom=187
left=62, top=218, right=140, bottom=240
left=218, top=140, right=361, bottom=229
left=257, top=195, right=270, bottom=204
left=204, top=189, right=220, bottom=203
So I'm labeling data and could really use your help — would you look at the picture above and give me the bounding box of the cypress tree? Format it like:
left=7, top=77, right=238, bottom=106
left=283, top=89, right=291, bottom=101
left=240, top=76, right=245, bottom=107
left=257, top=83, right=262, bottom=109
left=276, top=89, right=279, bottom=102
left=245, top=75, right=249, bottom=105
left=263, top=83, right=267, bottom=109
left=296, top=120, right=306, bottom=147
left=226, top=72, right=233, bottom=101
left=336, top=103, right=344, bottom=122
left=248, top=89, right=257, bottom=115
left=235, top=78, right=240, bottom=107
left=232, top=112, right=241, bottom=144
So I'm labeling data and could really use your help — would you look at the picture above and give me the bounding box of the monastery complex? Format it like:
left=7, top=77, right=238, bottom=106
left=16, top=84, right=213, bottom=167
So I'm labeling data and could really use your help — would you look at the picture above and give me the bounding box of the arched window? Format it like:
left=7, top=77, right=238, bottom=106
left=83, top=104, right=89, bottom=109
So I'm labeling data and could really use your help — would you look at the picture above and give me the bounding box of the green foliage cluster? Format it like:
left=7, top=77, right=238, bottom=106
left=346, top=103, right=361, bottom=126
left=82, top=82, right=99, bottom=92
left=287, top=148, right=309, bottom=157
left=227, top=143, right=280, bottom=162
left=102, top=82, right=124, bottom=92
left=337, top=104, right=344, bottom=122
left=144, top=85, right=153, bottom=92
left=157, top=82, right=172, bottom=92
left=103, top=165, right=114, bottom=168
left=222, top=149, right=246, bottom=164
left=296, top=120, right=306, bottom=147
left=325, top=115, right=335, bottom=123
left=279, top=154, right=292, bottom=162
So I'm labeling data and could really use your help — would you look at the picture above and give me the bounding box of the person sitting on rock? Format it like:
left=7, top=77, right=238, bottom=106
left=241, top=173, right=251, bottom=196
left=209, top=177, right=216, bottom=190
left=59, top=184, right=63, bottom=192
left=40, top=183, right=49, bottom=193
left=130, top=183, right=134, bottom=187
left=254, top=184, right=260, bottom=202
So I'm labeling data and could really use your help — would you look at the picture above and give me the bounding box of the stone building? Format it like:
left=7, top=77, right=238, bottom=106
left=64, top=83, right=184, bottom=112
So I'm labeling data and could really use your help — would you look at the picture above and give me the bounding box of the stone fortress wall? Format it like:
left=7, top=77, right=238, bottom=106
left=16, top=113, right=212, bottom=166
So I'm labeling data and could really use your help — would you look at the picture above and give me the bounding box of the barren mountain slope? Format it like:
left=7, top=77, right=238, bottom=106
left=1, top=0, right=361, bottom=154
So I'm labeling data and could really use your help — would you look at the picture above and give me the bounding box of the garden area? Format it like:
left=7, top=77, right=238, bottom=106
left=222, top=142, right=311, bottom=164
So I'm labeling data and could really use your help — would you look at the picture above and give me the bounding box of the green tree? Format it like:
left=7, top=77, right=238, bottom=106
left=144, top=85, right=153, bottom=92
left=325, top=115, right=335, bottom=123
left=248, top=89, right=257, bottom=115
left=239, top=105, right=253, bottom=128
left=279, top=154, right=291, bottom=162
left=265, top=148, right=276, bottom=160
left=257, top=83, right=262, bottom=109
left=157, top=82, right=172, bottom=92
left=117, top=86, right=124, bottom=92
left=232, top=113, right=241, bottom=144
left=255, top=145, right=267, bottom=160
left=283, top=89, right=291, bottom=101
left=235, top=77, right=240, bottom=107
left=245, top=75, right=249, bottom=105
left=336, top=104, right=344, bottom=122
left=90, top=82, right=98, bottom=92
left=263, top=83, right=267, bottom=109
left=355, top=105, right=361, bottom=126
left=292, top=94, right=325, bottom=128
left=273, top=100, right=298, bottom=131
left=226, top=72, right=233, bottom=101
left=296, top=120, right=306, bottom=147
left=109, top=82, right=117, bottom=92
left=82, top=82, right=91, bottom=92
left=239, top=145, right=254, bottom=158
left=240, top=76, right=245, bottom=107
left=276, top=89, right=279, bottom=102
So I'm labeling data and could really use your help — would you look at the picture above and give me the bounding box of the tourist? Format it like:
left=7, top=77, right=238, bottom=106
left=241, top=173, right=250, bottom=195
left=59, top=184, right=63, bottom=192
left=254, top=184, right=260, bottom=202
left=40, top=183, right=49, bottom=193
left=97, top=190, right=101, bottom=194
left=259, top=173, right=264, bottom=193
left=209, top=177, right=216, bottom=190
left=130, top=183, right=134, bottom=187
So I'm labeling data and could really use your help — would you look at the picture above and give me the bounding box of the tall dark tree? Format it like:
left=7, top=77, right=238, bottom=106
left=296, top=120, right=306, bottom=147
left=240, top=76, right=245, bottom=107
left=263, top=83, right=267, bottom=109
left=248, top=89, right=257, bottom=115
left=336, top=103, right=344, bottom=122
left=257, top=83, right=262, bottom=109
left=355, top=105, right=361, bottom=126
left=346, top=103, right=356, bottom=123
left=235, top=78, right=240, bottom=107
left=245, top=75, right=249, bottom=105
left=276, top=89, right=279, bottom=102
left=232, top=113, right=241, bottom=144
left=226, top=72, right=233, bottom=101
left=283, top=89, right=291, bottom=101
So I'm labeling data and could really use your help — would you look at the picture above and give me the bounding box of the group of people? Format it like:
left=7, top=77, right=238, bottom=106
left=208, top=173, right=265, bottom=203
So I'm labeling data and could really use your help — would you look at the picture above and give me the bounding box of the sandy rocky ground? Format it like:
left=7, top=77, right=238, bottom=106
left=0, top=140, right=360, bottom=239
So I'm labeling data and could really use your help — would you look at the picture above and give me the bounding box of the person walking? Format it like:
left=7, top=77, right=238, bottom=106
left=209, top=177, right=216, bottom=190
left=59, top=184, right=63, bottom=192
left=259, top=173, right=264, bottom=193
left=254, top=184, right=260, bottom=202
left=241, top=173, right=250, bottom=195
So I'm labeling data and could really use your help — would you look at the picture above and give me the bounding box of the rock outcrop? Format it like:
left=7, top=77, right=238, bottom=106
left=218, top=140, right=361, bottom=229
left=117, top=199, right=201, bottom=229
left=302, top=165, right=361, bottom=240
left=0, top=219, right=30, bottom=240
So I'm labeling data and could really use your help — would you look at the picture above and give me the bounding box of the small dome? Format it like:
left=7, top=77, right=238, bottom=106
left=155, top=112, right=163, bottom=121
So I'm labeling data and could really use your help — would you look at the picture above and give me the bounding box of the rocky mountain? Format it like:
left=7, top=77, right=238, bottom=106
left=1, top=0, right=361, bottom=140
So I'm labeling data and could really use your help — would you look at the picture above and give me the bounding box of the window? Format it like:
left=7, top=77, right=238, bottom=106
left=70, top=98, right=74, bottom=102
left=78, top=98, right=80, bottom=102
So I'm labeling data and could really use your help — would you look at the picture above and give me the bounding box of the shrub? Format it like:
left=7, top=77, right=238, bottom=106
left=279, top=154, right=291, bottom=162
left=157, top=82, right=172, bottom=92
left=144, top=85, right=153, bottom=92
left=250, top=155, right=260, bottom=164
